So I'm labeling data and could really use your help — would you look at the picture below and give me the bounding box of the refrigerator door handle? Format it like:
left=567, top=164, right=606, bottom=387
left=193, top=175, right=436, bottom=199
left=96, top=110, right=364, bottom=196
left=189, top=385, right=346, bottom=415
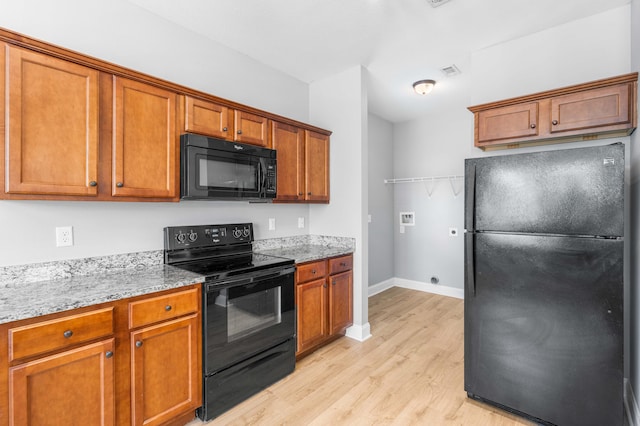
left=465, top=232, right=476, bottom=296
left=464, top=163, right=477, bottom=232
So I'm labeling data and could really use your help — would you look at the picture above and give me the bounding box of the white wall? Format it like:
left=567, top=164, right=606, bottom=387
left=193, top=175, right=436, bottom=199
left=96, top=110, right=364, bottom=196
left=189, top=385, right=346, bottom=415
left=367, top=113, right=394, bottom=286
left=309, top=66, right=370, bottom=340
left=0, top=0, right=313, bottom=266
left=392, top=6, right=632, bottom=295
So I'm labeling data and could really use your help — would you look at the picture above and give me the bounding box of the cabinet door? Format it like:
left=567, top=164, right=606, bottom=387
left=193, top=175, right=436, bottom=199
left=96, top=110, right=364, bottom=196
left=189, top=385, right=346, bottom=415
left=329, top=271, right=353, bottom=336
left=233, top=110, right=269, bottom=147
left=296, top=278, right=328, bottom=354
left=550, top=83, right=632, bottom=134
left=476, top=102, right=539, bottom=144
left=5, top=45, right=99, bottom=196
left=272, top=121, right=304, bottom=201
left=112, top=77, right=177, bottom=199
left=130, top=314, right=200, bottom=426
left=184, top=96, right=231, bottom=140
left=9, top=339, right=115, bottom=426
left=304, top=130, right=330, bottom=202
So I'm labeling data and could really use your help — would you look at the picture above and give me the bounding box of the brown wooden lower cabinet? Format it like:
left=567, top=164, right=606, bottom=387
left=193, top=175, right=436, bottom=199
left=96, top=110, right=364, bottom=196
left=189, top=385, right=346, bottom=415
left=0, top=285, right=202, bottom=426
left=296, top=254, right=353, bottom=358
left=8, top=339, right=115, bottom=426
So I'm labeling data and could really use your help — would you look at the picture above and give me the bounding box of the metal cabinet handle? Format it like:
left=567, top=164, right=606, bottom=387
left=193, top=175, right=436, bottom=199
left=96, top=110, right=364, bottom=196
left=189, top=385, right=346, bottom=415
left=530, top=124, right=536, bottom=129
left=340, top=262, right=347, bottom=267
left=89, top=181, right=97, bottom=187
left=323, top=284, right=327, bottom=288
left=237, top=130, right=243, bottom=135
left=135, top=341, right=143, bottom=348
left=311, top=270, right=316, bottom=274
left=307, top=192, right=312, bottom=196
left=165, top=305, right=172, bottom=312
left=116, top=182, right=124, bottom=188
left=105, top=351, right=113, bottom=359
left=222, top=127, right=228, bottom=131
left=298, top=192, right=303, bottom=196
left=332, top=280, right=336, bottom=285
left=552, top=120, right=558, bottom=125
left=63, top=330, right=73, bottom=338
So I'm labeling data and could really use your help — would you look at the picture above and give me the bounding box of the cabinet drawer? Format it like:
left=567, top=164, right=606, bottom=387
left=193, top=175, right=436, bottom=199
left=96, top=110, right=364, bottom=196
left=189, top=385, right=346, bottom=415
left=8, top=307, right=114, bottom=361
left=329, top=255, right=353, bottom=275
left=129, top=288, right=199, bottom=329
left=297, top=260, right=327, bottom=284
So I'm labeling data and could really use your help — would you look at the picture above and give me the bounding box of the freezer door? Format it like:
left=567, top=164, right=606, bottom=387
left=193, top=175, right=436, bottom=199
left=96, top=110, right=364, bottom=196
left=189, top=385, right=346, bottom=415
left=464, top=233, right=623, bottom=426
left=465, top=144, right=624, bottom=236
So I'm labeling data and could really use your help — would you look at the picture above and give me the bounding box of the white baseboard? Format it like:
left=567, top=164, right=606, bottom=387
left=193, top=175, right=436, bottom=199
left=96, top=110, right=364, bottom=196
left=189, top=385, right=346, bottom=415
left=625, top=378, right=640, bottom=426
left=368, top=278, right=395, bottom=297
left=346, top=322, right=371, bottom=342
left=390, top=277, right=464, bottom=299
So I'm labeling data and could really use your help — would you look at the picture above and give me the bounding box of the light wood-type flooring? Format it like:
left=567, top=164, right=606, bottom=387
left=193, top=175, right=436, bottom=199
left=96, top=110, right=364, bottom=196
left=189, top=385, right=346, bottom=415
left=187, top=287, right=534, bottom=426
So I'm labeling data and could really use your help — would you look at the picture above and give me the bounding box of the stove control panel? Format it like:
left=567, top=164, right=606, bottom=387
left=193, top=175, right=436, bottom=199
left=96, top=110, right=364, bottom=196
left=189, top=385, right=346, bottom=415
left=164, top=223, right=254, bottom=250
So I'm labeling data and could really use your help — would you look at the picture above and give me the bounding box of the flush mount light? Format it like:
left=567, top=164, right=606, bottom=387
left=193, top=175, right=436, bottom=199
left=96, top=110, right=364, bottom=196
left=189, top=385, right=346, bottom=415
left=413, top=79, right=436, bottom=95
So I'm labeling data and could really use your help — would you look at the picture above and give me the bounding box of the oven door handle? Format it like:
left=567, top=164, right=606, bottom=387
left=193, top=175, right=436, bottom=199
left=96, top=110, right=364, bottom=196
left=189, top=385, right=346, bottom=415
left=206, top=265, right=295, bottom=292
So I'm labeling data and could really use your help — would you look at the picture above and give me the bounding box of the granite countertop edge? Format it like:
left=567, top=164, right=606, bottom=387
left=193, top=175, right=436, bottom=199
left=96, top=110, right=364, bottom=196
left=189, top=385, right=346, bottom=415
left=0, top=235, right=355, bottom=325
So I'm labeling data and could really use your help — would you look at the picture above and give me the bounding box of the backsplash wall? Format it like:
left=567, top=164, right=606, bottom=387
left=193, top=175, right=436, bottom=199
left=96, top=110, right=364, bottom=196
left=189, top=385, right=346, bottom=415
left=0, top=200, right=309, bottom=267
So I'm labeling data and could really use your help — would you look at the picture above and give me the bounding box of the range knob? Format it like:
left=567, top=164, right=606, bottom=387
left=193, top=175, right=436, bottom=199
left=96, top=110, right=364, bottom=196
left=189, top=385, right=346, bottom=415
left=242, top=227, right=251, bottom=238
left=188, top=231, right=198, bottom=242
left=176, top=231, right=187, bottom=243
left=232, top=228, right=243, bottom=239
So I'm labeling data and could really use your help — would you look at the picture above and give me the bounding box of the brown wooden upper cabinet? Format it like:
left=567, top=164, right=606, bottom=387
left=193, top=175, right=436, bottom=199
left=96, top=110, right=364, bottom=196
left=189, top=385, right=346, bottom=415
left=469, top=73, right=638, bottom=150
left=112, top=77, right=178, bottom=199
left=183, top=96, right=269, bottom=147
left=3, top=44, right=100, bottom=196
left=272, top=122, right=330, bottom=203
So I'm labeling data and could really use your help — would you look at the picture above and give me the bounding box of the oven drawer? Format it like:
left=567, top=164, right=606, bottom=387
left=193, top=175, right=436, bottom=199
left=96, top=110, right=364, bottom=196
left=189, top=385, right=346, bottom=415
left=129, top=288, right=199, bottom=329
left=329, top=254, right=353, bottom=275
left=8, top=307, right=114, bottom=361
left=297, top=260, right=327, bottom=283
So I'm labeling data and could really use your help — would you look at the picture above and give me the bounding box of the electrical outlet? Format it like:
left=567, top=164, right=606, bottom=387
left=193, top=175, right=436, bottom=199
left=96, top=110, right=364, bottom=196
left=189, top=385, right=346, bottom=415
left=268, top=218, right=276, bottom=231
left=56, top=226, right=73, bottom=247
left=298, top=217, right=305, bottom=228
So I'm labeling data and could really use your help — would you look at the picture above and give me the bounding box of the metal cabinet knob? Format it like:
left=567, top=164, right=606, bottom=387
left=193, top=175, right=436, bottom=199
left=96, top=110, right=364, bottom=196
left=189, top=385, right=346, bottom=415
left=237, top=130, right=243, bottom=135
left=63, top=330, right=73, bottom=338
left=311, top=269, right=316, bottom=274
left=165, top=305, right=172, bottom=312
left=552, top=120, right=558, bottom=125
left=89, top=181, right=97, bottom=187
left=323, top=284, right=327, bottom=288
left=530, top=124, right=536, bottom=129
left=222, top=127, right=228, bottom=131
left=135, top=341, right=143, bottom=348
left=105, top=351, right=113, bottom=359
left=116, top=182, right=124, bottom=188
left=298, top=193, right=303, bottom=196
left=332, top=280, right=336, bottom=285
left=307, top=192, right=312, bottom=196
left=340, top=262, right=347, bottom=267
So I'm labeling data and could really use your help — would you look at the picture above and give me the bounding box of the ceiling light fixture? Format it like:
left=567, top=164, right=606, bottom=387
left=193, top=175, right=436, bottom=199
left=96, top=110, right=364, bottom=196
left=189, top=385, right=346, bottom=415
left=413, top=79, right=436, bottom=95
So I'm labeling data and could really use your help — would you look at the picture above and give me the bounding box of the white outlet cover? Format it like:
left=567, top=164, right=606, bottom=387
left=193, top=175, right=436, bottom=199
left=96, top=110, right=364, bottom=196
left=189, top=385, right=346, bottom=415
left=268, top=218, right=276, bottom=231
left=298, top=217, right=304, bottom=228
left=56, top=226, right=74, bottom=247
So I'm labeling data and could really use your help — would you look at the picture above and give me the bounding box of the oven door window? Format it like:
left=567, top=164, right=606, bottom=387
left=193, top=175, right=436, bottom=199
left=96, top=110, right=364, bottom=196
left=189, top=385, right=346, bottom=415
left=204, top=272, right=295, bottom=374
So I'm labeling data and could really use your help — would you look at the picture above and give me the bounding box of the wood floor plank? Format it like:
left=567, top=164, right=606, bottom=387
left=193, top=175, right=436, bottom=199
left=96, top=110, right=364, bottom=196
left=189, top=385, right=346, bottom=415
left=187, top=287, right=534, bottom=426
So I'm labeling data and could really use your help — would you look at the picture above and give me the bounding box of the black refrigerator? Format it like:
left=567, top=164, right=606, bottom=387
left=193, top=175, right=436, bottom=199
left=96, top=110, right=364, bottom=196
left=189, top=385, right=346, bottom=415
left=464, top=144, right=624, bottom=426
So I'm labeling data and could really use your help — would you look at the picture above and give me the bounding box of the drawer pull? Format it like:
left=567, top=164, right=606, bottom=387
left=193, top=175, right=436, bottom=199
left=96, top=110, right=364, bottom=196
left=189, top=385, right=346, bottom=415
left=105, top=351, right=113, bottom=359
left=340, top=262, right=347, bottom=267
left=165, top=305, right=172, bottom=312
left=332, top=280, right=336, bottom=285
left=63, top=330, right=73, bottom=339
left=222, top=127, right=228, bottom=131
left=312, top=270, right=316, bottom=274
left=323, top=284, right=327, bottom=288
left=89, top=181, right=97, bottom=187
left=135, top=341, right=143, bottom=348
left=237, top=130, right=243, bottom=135
left=530, top=124, right=536, bottom=129
left=552, top=120, right=559, bottom=125
left=116, top=182, right=124, bottom=188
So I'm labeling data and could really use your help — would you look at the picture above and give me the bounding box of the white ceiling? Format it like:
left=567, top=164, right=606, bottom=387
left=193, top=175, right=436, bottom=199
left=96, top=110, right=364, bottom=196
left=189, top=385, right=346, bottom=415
left=128, top=0, right=630, bottom=123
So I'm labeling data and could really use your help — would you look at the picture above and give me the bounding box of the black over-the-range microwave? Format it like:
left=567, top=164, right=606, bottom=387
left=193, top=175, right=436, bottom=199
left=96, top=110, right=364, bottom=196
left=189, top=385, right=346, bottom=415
left=180, top=133, right=277, bottom=201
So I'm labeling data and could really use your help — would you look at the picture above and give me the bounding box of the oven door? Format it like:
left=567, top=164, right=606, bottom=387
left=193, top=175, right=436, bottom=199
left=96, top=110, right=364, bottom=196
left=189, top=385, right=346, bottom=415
left=182, top=144, right=264, bottom=200
left=203, top=266, right=295, bottom=375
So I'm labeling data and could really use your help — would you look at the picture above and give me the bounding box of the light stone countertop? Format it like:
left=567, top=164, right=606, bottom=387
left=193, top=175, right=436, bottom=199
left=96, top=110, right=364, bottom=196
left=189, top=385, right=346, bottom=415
left=0, top=235, right=355, bottom=325
left=0, top=264, right=204, bottom=324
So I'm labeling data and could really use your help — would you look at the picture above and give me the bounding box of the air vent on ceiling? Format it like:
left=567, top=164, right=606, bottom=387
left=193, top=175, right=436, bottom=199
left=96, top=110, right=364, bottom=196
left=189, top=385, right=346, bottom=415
left=440, top=64, right=461, bottom=77
left=427, top=0, right=452, bottom=7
